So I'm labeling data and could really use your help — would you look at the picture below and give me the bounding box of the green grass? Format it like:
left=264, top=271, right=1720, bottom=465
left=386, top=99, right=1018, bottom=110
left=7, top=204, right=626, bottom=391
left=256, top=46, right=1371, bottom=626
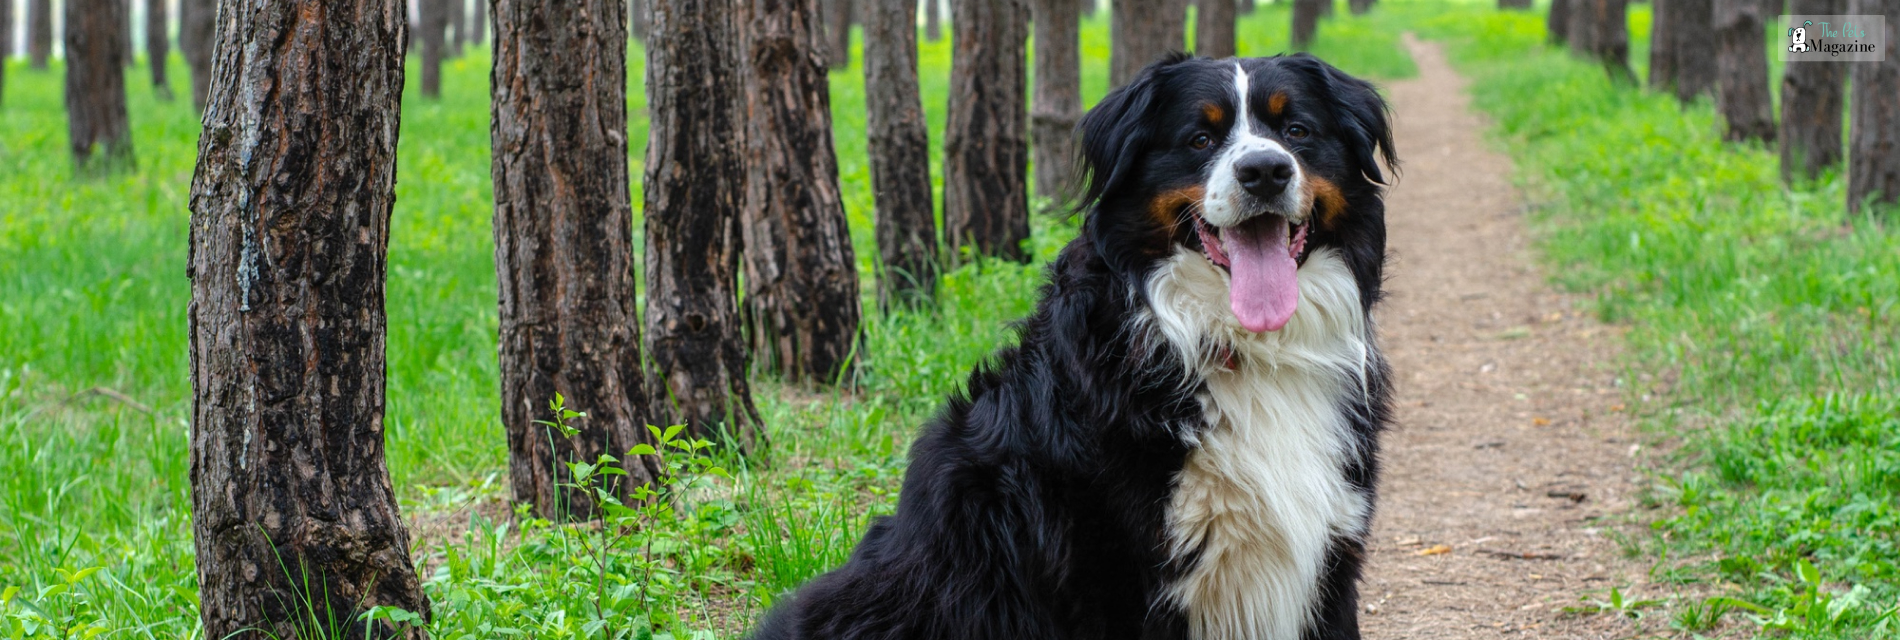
left=1406, top=5, right=1900, bottom=638
left=0, top=6, right=1410, bottom=637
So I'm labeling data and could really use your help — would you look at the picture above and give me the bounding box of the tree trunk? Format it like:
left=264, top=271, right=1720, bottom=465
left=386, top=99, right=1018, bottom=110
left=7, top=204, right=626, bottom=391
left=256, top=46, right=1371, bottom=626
left=446, top=0, right=463, bottom=58
left=1317, top=0, right=1333, bottom=17
left=1348, top=0, right=1372, bottom=15
left=1671, top=0, right=1714, bottom=103
left=421, top=0, right=444, bottom=97
left=471, top=0, right=486, bottom=45
left=65, top=0, right=132, bottom=172
left=1713, top=0, right=1772, bottom=143
left=1499, top=0, right=1532, bottom=9
left=118, top=0, right=131, bottom=67
left=1647, top=0, right=1674, bottom=90
left=1778, top=0, right=1845, bottom=182
left=1033, top=0, right=1082, bottom=202
left=1194, top=0, right=1235, bottom=57
left=824, top=0, right=852, bottom=68
left=866, top=0, right=938, bottom=306
left=1111, top=0, right=1183, bottom=86
left=739, top=0, right=861, bottom=385
left=1584, top=0, right=1633, bottom=83
left=643, top=0, right=764, bottom=445
left=1564, top=0, right=1594, bottom=55
left=187, top=1, right=430, bottom=637
left=631, top=0, right=647, bottom=40
left=180, top=0, right=213, bottom=111
left=492, top=0, right=660, bottom=522
left=945, top=0, right=1030, bottom=262
left=1, top=0, right=10, bottom=108
left=145, top=0, right=171, bottom=100
left=1547, top=0, right=1570, bottom=46
left=1848, top=0, right=1900, bottom=215
left=1240, top=0, right=1255, bottom=15
left=28, top=0, right=51, bottom=69
left=926, top=0, right=943, bottom=41
left=1291, top=0, right=1320, bottom=49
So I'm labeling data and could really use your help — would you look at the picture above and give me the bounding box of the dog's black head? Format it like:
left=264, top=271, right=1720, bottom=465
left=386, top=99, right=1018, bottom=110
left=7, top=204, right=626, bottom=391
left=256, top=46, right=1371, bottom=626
left=1077, top=53, right=1396, bottom=331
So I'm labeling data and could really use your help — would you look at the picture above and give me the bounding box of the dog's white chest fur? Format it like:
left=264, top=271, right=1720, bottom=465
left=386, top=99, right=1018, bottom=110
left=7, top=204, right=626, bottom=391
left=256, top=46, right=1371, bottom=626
left=1141, top=247, right=1373, bottom=640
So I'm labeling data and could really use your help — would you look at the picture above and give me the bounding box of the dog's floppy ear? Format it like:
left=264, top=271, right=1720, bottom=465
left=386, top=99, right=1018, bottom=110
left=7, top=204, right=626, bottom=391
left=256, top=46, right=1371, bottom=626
left=1287, top=54, right=1398, bottom=185
left=1075, top=54, right=1188, bottom=212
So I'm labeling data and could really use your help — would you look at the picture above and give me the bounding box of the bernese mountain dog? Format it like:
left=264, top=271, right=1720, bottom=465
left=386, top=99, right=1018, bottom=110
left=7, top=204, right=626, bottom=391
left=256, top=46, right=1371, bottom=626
left=750, top=52, right=1397, bottom=640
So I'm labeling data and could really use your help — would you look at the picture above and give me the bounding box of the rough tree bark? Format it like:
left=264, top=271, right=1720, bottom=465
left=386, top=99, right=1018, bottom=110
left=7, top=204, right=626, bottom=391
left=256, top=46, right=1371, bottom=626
left=1714, top=0, right=1773, bottom=143
left=145, top=0, right=171, bottom=100
left=186, top=1, right=429, bottom=637
left=1547, top=0, right=1570, bottom=46
left=1672, top=0, right=1714, bottom=103
left=823, top=0, right=852, bottom=68
left=1111, top=0, right=1183, bottom=86
left=65, top=0, right=132, bottom=172
left=1292, top=0, right=1321, bottom=49
left=1648, top=0, right=1674, bottom=91
left=926, top=0, right=943, bottom=41
left=644, top=0, right=764, bottom=444
left=181, top=0, right=214, bottom=111
left=421, top=0, right=444, bottom=97
left=1848, top=0, right=1900, bottom=215
left=1194, top=0, right=1235, bottom=58
left=1778, top=0, right=1845, bottom=182
left=28, top=0, right=50, bottom=69
left=945, top=0, right=1030, bottom=263
left=492, top=0, right=660, bottom=521
left=739, top=0, right=861, bottom=384
left=865, top=0, right=938, bottom=306
left=1033, top=0, right=1082, bottom=200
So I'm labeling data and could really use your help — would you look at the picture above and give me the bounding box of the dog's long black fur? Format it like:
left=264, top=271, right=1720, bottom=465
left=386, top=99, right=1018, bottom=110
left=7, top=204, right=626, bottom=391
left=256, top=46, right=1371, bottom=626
left=749, top=52, right=1396, bottom=640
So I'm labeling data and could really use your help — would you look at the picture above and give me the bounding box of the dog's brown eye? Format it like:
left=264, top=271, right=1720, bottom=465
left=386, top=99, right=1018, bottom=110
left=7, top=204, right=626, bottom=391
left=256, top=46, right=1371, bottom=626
left=1190, top=133, right=1212, bottom=150
left=1285, top=124, right=1310, bottom=140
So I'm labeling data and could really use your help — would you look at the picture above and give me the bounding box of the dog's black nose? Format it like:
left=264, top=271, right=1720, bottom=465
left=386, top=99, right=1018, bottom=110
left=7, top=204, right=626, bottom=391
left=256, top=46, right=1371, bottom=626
left=1234, top=152, right=1295, bottom=199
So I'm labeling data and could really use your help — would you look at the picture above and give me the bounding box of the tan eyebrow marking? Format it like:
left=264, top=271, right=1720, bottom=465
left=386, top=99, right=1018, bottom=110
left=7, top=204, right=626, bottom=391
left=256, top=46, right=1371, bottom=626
left=1202, top=103, right=1226, bottom=125
left=1267, top=92, right=1289, bottom=117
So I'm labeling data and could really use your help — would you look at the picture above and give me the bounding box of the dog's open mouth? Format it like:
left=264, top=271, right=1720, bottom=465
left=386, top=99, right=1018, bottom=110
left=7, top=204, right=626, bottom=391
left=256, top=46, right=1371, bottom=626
left=1193, top=212, right=1310, bottom=333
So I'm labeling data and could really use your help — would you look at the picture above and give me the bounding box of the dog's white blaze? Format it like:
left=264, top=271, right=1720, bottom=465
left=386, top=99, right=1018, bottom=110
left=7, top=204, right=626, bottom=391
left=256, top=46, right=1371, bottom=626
left=1202, top=62, right=1308, bottom=228
left=1141, top=246, right=1373, bottom=640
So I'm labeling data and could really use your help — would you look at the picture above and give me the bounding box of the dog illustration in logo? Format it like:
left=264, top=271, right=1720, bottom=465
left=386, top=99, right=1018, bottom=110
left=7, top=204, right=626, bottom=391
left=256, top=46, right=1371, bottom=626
left=1790, top=22, right=1813, bottom=52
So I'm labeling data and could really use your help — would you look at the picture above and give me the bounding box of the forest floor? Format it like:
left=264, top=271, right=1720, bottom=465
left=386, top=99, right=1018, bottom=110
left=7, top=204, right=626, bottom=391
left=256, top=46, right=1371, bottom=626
left=1357, top=35, right=1657, bottom=639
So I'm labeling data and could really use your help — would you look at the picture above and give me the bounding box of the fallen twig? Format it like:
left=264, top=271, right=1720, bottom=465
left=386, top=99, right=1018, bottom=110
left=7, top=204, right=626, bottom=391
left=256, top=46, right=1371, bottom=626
left=1478, top=548, right=1569, bottom=560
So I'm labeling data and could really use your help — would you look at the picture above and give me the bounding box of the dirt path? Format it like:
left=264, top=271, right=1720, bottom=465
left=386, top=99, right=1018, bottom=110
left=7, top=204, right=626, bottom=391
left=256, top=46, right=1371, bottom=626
left=1359, top=36, right=1648, bottom=639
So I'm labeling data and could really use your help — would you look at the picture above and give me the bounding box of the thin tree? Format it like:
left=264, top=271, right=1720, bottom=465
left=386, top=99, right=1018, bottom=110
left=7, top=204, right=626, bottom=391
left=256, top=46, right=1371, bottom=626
left=1713, top=0, right=1772, bottom=143
left=945, top=0, right=1030, bottom=262
left=1, top=0, right=10, bottom=108
left=1111, top=0, right=1182, bottom=86
left=492, top=0, right=660, bottom=521
left=28, top=0, right=50, bottom=69
left=866, top=0, right=938, bottom=305
left=644, top=0, right=764, bottom=444
left=1033, top=0, right=1082, bottom=198
left=1848, top=0, right=1900, bottom=215
left=65, top=0, right=132, bottom=172
left=1240, top=0, right=1255, bottom=15
left=739, top=0, right=862, bottom=384
left=145, top=0, right=171, bottom=100
left=180, top=0, right=213, bottom=110
left=926, top=0, right=943, bottom=42
left=1292, top=0, right=1321, bottom=50
left=1672, top=0, right=1714, bottom=103
left=1499, top=0, right=1531, bottom=9
left=1648, top=0, right=1674, bottom=90
left=471, top=0, right=486, bottom=45
left=1348, top=0, right=1372, bottom=15
left=1779, top=0, right=1845, bottom=182
left=1547, top=0, right=1570, bottom=47
left=1194, top=0, right=1235, bottom=58
left=421, top=0, right=445, bottom=97
left=187, top=1, right=430, bottom=636
left=824, top=0, right=853, bottom=69
left=631, top=0, right=647, bottom=40
left=447, top=0, right=463, bottom=58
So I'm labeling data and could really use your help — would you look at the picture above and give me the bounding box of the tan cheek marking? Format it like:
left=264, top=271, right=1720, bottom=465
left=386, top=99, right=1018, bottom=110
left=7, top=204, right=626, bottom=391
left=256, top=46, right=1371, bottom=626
left=1149, top=185, right=1207, bottom=230
left=1267, top=92, right=1289, bottom=117
left=1202, top=103, right=1226, bottom=126
left=1305, top=175, right=1348, bottom=229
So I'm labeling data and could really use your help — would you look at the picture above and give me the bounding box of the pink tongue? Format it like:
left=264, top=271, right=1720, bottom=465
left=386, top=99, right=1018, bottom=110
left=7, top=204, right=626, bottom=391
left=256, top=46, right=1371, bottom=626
left=1225, top=216, right=1300, bottom=333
